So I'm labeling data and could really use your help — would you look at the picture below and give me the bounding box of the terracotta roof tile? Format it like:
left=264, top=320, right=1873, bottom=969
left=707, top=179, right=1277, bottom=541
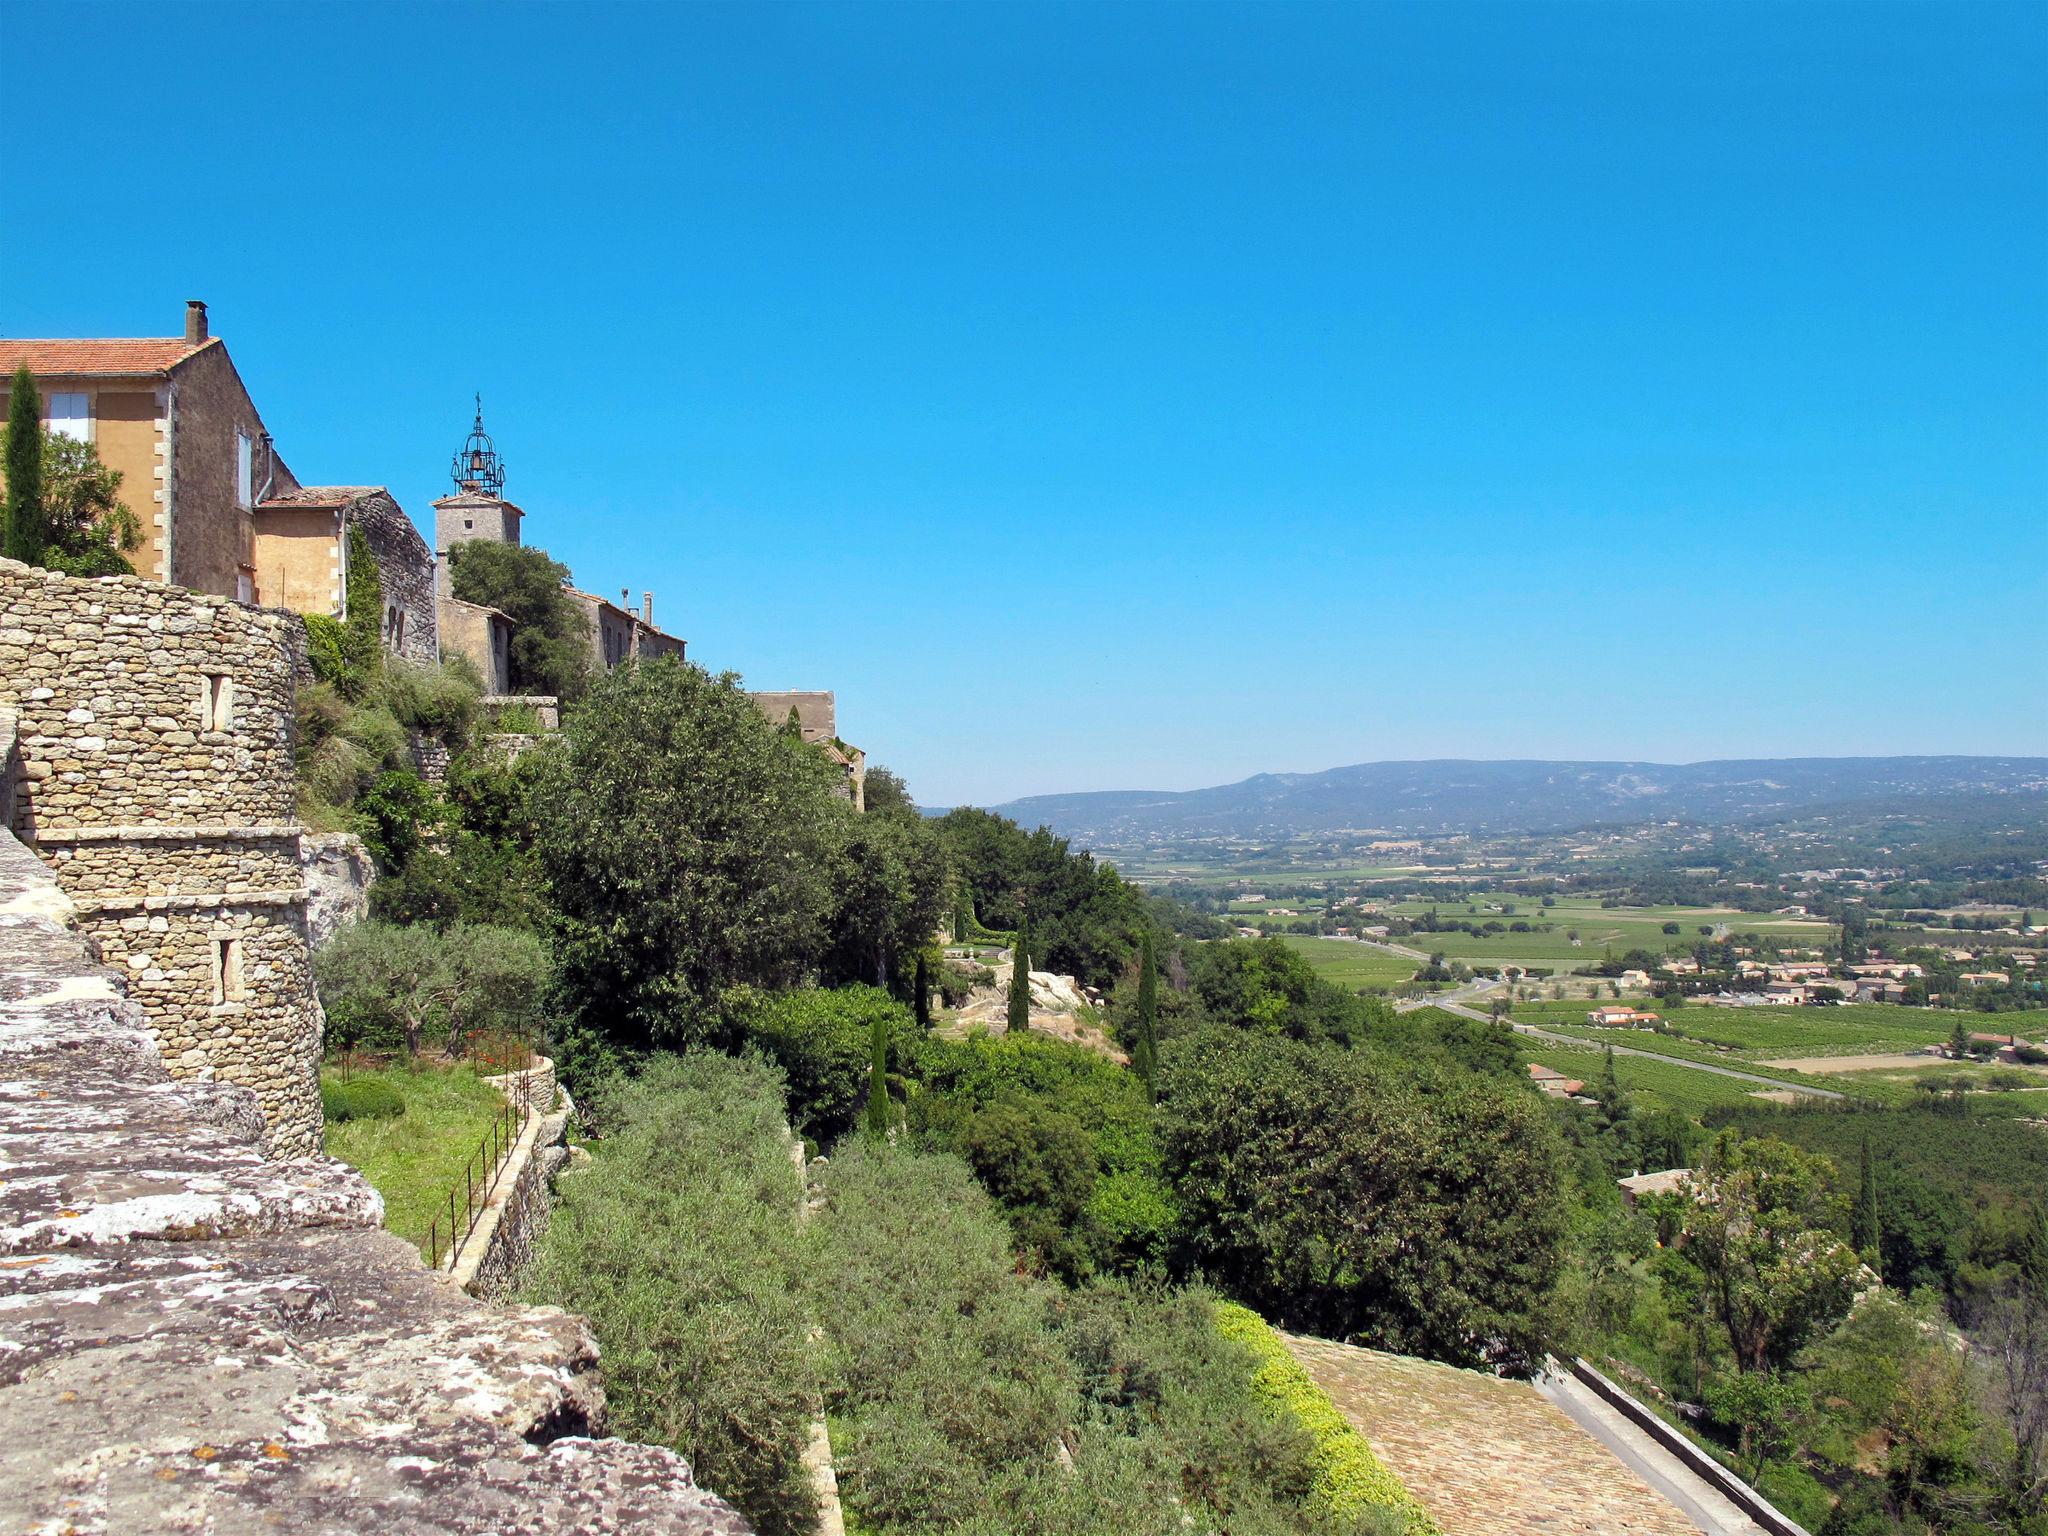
left=0, top=337, right=216, bottom=377
left=256, top=486, right=385, bottom=509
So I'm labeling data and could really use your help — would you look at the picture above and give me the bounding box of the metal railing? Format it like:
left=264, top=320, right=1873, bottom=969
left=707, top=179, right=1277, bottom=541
left=426, top=1091, right=527, bottom=1272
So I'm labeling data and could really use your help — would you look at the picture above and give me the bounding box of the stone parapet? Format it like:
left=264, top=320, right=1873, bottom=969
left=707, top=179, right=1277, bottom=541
left=0, top=828, right=749, bottom=1534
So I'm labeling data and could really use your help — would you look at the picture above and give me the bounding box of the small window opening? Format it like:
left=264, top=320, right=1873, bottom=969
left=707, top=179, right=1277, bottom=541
left=214, top=937, right=245, bottom=1004
left=202, top=674, right=233, bottom=731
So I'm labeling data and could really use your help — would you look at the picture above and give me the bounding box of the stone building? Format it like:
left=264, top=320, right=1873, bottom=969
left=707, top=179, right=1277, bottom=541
left=432, top=401, right=686, bottom=678
left=251, top=485, right=439, bottom=665
left=441, top=596, right=514, bottom=693
left=0, top=300, right=302, bottom=601
left=750, top=690, right=867, bottom=811
left=568, top=585, right=687, bottom=670
left=0, top=555, right=323, bottom=1158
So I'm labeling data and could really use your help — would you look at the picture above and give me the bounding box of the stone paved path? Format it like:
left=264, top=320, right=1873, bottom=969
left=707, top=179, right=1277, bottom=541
left=1279, top=1332, right=1701, bottom=1536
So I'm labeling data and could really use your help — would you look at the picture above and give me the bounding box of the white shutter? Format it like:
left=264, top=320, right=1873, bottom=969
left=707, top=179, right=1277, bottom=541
left=47, top=392, right=89, bottom=441
left=236, top=433, right=253, bottom=506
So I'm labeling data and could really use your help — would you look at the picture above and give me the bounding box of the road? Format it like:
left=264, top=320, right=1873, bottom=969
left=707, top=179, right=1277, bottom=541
left=1535, top=1368, right=1773, bottom=1536
left=1416, top=998, right=1847, bottom=1102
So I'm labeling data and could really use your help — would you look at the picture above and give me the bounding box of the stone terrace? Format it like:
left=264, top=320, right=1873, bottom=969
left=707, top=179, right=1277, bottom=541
left=0, top=829, right=747, bottom=1535
left=1280, top=1331, right=1699, bottom=1536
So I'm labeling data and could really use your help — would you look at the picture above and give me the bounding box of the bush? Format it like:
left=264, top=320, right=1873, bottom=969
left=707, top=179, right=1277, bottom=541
left=320, top=1076, right=405, bottom=1122
left=741, top=985, right=918, bottom=1142
left=381, top=658, right=481, bottom=747
left=521, top=1054, right=816, bottom=1534
left=304, top=613, right=350, bottom=690
left=1213, top=1302, right=1438, bottom=1535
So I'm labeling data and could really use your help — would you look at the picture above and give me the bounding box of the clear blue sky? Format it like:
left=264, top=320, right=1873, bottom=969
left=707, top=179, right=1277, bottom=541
left=4, top=1, right=2043, bottom=807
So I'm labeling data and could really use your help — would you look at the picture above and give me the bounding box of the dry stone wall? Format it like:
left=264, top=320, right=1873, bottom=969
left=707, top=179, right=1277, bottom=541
left=0, top=557, right=322, bottom=1156
left=0, top=828, right=748, bottom=1535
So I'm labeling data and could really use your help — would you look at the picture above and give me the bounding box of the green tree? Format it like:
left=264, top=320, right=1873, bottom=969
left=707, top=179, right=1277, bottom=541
left=530, top=659, right=842, bottom=1079
left=35, top=434, right=142, bottom=575
left=1853, top=1132, right=1881, bottom=1264
left=742, top=986, right=914, bottom=1143
left=1704, top=1369, right=1805, bottom=1486
left=1159, top=1026, right=1567, bottom=1375
left=1682, top=1132, right=1869, bottom=1372
left=447, top=540, right=592, bottom=700
left=313, top=919, right=549, bottom=1058
left=866, top=1003, right=892, bottom=1138
left=3, top=366, right=46, bottom=561
left=1007, top=922, right=1032, bottom=1032
left=912, top=949, right=931, bottom=1027
left=1133, top=928, right=1159, bottom=1098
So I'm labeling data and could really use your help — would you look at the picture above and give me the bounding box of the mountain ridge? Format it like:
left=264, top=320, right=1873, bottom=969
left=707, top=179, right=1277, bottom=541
left=976, top=755, right=2048, bottom=844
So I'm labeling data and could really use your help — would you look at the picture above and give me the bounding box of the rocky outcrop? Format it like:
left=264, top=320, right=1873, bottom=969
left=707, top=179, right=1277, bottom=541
left=940, top=961, right=1128, bottom=1063
left=0, top=829, right=749, bottom=1534
left=298, top=831, right=374, bottom=948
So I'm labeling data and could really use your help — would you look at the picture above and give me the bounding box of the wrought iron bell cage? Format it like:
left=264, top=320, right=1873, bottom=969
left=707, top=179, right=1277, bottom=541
left=452, top=395, right=506, bottom=496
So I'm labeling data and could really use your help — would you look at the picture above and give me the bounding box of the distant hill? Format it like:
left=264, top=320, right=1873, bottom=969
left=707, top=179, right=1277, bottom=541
left=985, top=757, right=2048, bottom=845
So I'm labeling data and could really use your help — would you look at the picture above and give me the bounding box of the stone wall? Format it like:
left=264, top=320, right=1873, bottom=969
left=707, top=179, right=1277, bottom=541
left=349, top=490, right=439, bottom=666
left=0, top=556, right=323, bottom=1157
left=0, top=828, right=748, bottom=1535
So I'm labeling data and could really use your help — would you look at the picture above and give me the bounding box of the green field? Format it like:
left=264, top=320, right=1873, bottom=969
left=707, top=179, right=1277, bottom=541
left=1517, top=1040, right=1793, bottom=1117
left=1511, top=1000, right=2045, bottom=1062
left=1270, top=934, right=1419, bottom=989
left=1377, top=892, right=1834, bottom=969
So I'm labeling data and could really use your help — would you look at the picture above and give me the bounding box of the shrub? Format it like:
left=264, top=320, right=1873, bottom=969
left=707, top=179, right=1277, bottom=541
left=1213, top=1302, right=1439, bottom=1535
left=320, top=1076, right=405, bottom=1123
left=304, top=613, right=350, bottom=689
left=520, top=1054, right=815, bottom=1535
left=381, top=658, right=481, bottom=746
left=352, top=769, right=440, bottom=869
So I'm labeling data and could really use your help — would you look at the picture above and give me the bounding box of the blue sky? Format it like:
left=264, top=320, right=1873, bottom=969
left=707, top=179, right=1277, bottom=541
left=4, top=1, right=2043, bottom=806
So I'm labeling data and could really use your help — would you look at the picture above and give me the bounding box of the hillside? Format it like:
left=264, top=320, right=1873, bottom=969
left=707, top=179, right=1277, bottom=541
left=987, top=756, right=2048, bottom=844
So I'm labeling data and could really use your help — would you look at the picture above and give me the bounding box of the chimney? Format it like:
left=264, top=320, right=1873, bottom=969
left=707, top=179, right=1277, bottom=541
left=620, top=587, right=630, bottom=611
left=185, top=300, right=208, bottom=344
left=642, top=592, right=653, bottom=625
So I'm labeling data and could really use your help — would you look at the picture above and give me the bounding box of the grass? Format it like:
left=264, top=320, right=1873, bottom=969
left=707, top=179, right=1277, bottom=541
left=321, top=1059, right=508, bottom=1256
left=1269, top=934, right=1420, bottom=990
left=1517, top=1040, right=1805, bottom=1117
left=1371, top=892, right=1834, bottom=969
left=1510, top=999, right=2046, bottom=1061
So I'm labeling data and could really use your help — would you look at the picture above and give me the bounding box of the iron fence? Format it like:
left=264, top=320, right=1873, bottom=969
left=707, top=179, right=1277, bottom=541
left=426, top=1091, right=527, bottom=1272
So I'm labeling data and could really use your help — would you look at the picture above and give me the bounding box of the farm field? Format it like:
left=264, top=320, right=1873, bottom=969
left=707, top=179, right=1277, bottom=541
left=1371, top=892, right=1834, bottom=969
left=1511, top=1000, right=2045, bottom=1061
left=1270, top=934, right=1419, bottom=990
left=1517, top=1040, right=1795, bottom=1118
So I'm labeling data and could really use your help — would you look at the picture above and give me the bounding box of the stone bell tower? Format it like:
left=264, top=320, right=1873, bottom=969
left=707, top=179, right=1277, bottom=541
left=433, top=395, right=524, bottom=599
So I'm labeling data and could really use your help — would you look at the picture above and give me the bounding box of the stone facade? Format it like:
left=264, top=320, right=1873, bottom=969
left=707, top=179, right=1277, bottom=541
left=0, top=556, right=323, bottom=1157
left=434, top=489, right=525, bottom=600
left=568, top=586, right=687, bottom=671
left=444, top=598, right=514, bottom=693
left=0, top=830, right=749, bottom=1535
left=750, top=691, right=866, bottom=811
left=351, top=490, right=439, bottom=664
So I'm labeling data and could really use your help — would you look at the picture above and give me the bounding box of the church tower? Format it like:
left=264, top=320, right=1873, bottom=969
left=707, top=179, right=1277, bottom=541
left=433, top=396, right=524, bottom=599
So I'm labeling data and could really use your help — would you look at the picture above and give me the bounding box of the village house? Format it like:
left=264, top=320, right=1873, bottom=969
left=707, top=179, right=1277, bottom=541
left=751, top=690, right=867, bottom=810
left=1, top=301, right=295, bottom=600
left=1586, top=1005, right=1661, bottom=1028
left=1, top=303, right=437, bottom=652
left=1527, top=1063, right=1585, bottom=1099
left=1958, top=971, right=2011, bottom=988
left=1660, top=956, right=1701, bottom=975
left=1617, top=1168, right=1691, bottom=1207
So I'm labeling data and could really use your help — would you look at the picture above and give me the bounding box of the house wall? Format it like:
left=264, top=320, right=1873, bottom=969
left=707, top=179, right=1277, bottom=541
left=348, top=492, right=438, bottom=666
left=0, top=556, right=322, bottom=1157
left=250, top=505, right=342, bottom=615
left=167, top=345, right=298, bottom=599
left=0, top=377, right=163, bottom=575
left=433, top=492, right=524, bottom=599
left=440, top=598, right=512, bottom=693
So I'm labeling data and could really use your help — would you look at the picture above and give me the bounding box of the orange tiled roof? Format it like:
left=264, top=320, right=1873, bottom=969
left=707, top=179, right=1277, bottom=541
left=257, top=486, right=384, bottom=509
left=0, top=337, right=216, bottom=376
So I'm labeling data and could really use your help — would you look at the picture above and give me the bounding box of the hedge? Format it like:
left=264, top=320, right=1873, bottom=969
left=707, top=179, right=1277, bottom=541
left=321, top=1076, right=406, bottom=1123
left=1213, top=1300, right=1441, bottom=1536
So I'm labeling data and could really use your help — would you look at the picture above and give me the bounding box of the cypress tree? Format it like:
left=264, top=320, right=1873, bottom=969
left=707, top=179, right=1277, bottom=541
left=913, top=949, right=931, bottom=1029
left=865, top=1006, right=891, bottom=1137
left=4, top=366, right=46, bottom=563
left=1852, top=1133, right=1881, bottom=1265
left=1007, top=922, right=1031, bottom=1033
left=1134, top=930, right=1159, bottom=1099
